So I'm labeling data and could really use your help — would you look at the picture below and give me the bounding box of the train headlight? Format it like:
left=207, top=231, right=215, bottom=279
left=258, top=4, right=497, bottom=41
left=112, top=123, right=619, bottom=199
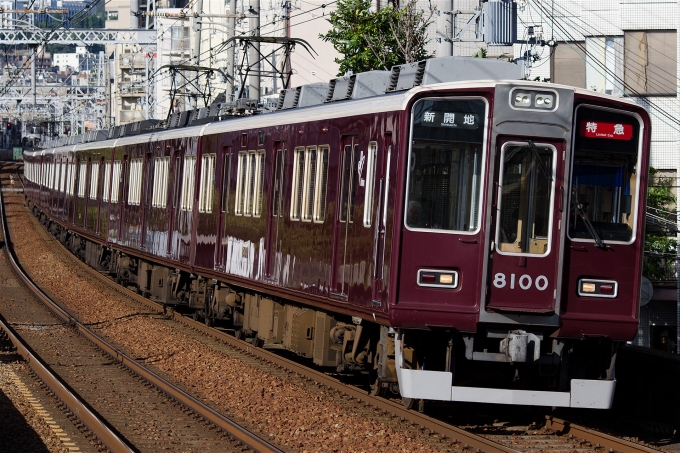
left=578, top=279, right=618, bottom=298
left=510, top=89, right=558, bottom=111
left=534, top=94, right=554, bottom=109
left=514, top=93, right=531, bottom=106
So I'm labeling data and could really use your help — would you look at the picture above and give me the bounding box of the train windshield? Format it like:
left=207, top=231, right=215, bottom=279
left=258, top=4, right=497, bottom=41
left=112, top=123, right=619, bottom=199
left=569, top=106, right=642, bottom=244
left=496, top=143, right=556, bottom=256
left=406, top=98, right=487, bottom=233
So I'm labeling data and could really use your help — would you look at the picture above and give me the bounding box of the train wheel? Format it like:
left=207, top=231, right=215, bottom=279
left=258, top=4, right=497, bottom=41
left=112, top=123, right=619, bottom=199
left=192, top=311, right=201, bottom=322
left=370, top=378, right=387, bottom=397
left=235, top=329, right=246, bottom=341
left=204, top=317, right=213, bottom=328
left=251, top=336, right=264, bottom=348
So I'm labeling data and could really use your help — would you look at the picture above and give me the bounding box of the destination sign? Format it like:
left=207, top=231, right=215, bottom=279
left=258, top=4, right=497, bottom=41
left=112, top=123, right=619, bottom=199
left=579, top=120, right=633, bottom=140
left=418, top=111, right=480, bottom=129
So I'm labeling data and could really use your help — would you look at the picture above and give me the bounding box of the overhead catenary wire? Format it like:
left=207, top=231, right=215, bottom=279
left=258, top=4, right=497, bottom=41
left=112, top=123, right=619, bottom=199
left=528, top=0, right=680, bottom=134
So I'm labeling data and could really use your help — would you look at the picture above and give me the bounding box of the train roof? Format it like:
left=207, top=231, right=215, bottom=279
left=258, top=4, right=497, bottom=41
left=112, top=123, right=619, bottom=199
left=29, top=55, right=641, bottom=158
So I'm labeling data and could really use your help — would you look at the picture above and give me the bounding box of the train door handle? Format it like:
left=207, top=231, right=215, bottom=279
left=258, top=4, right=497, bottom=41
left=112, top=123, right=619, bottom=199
left=459, top=238, right=477, bottom=244
left=559, top=187, right=564, bottom=212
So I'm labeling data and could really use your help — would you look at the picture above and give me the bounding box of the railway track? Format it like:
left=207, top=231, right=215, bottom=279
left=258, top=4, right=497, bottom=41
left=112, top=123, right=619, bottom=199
left=0, top=163, right=282, bottom=453
left=3, top=161, right=668, bottom=453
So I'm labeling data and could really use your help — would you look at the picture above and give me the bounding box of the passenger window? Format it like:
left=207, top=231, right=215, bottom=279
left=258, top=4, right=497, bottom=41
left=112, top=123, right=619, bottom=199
left=314, top=146, right=329, bottom=223
left=363, top=142, right=377, bottom=227
left=101, top=161, right=110, bottom=200
left=111, top=161, right=122, bottom=203
left=302, top=146, right=317, bottom=221
left=290, top=147, right=305, bottom=220
left=253, top=151, right=265, bottom=217
left=89, top=161, right=100, bottom=200
left=198, top=153, right=216, bottom=213
left=128, top=158, right=143, bottom=206
left=235, top=152, right=248, bottom=215
left=180, top=156, right=196, bottom=211
left=77, top=161, right=87, bottom=198
left=152, top=157, right=170, bottom=208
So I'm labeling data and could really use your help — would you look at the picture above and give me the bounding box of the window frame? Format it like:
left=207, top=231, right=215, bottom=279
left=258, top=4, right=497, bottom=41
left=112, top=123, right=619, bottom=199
left=566, top=104, right=645, bottom=246
left=493, top=141, right=557, bottom=258
left=363, top=141, right=378, bottom=227
left=313, top=145, right=330, bottom=223
left=404, top=96, right=489, bottom=235
left=290, top=147, right=306, bottom=221
left=89, top=160, right=100, bottom=200
left=198, top=153, right=216, bottom=213
left=180, top=155, right=196, bottom=211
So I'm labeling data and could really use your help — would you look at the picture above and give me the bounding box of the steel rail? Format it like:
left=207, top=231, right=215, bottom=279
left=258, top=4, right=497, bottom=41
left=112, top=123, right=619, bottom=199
left=545, top=416, right=663, bottom=453
left=0, top=178, right=135, bottom=453
left=1, top=166, right=283, bottom=453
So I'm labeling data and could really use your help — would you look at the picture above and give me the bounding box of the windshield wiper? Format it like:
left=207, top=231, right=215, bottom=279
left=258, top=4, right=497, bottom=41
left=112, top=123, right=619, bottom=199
left=527, top=140, right=553, bottom=182
left=571, top=199, right=607, bottom=249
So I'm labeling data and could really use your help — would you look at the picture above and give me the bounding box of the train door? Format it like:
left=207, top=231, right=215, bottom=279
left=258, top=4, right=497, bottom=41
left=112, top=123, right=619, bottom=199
left=167, top=149, right=182, bottom=257
left=486, top=139, right=564, bottom=313
left=371, top=136, right=391, bottom=312
left=331, top=136, right=360, bottom=299
left=214, top=145, right=232, bottom=269
left=265, top=141, right=286, bottom=281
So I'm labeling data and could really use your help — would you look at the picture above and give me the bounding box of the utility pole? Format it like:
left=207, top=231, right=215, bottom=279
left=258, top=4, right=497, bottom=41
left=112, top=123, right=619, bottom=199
left=226, top=0, right=237, bottom=100
left=193, top=0, right=204, bottom=109
left=248, top=0, right=260, bottom=100
left=284, top=0, right=291, bottom=88
left=436, top=0, right=453, bottom=57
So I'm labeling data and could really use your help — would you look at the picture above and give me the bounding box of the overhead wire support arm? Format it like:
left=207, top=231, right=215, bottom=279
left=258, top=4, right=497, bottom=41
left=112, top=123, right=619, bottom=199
left=221, top=36, right=317, bottom=100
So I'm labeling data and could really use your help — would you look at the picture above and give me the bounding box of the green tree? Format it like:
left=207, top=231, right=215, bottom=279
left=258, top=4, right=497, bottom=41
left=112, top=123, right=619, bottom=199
left=644, top=167, right=677, bottom=281
left=320, top=0, right=433, bottom=76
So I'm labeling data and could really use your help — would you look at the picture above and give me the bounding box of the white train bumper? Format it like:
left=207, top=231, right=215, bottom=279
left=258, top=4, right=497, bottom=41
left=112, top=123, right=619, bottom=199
left=395, top=334, right=616, bottom=409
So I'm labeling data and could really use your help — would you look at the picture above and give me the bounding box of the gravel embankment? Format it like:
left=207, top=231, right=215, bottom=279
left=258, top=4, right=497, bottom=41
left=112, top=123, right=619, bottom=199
left=4, top=190, right=454, bottom=453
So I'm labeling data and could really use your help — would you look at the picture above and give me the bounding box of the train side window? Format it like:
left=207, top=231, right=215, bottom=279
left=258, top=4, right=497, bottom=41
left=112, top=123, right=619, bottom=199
left=253, top=150, right=265, bottom=217
left=290, top=147, right=305, bottom=220
left=77, top=161, right=87, bottom=198
left=235, top=152, right=248, bottom=215
left=180, top=155, right=196, bottom=211
left=59, top=160, right=66, bottom=193
left=221, top=147, right=232, bottom=214
left=67, top=162, right=76, bottom=196
left=102, top=161, right=112, bottom=202
left=363, top=142, right=378, bottom=227
left=89, top=161, right=100, bottom=200
left=111, top=161, right=122, bottom=203
left=314, top=146, right=329, bottom=222
left=128, top=158, right=143, bottom=206
left=152, top=157, right=170, bottom=208
left=302, top=146, right=317, bottom=221
left=198, top=153, right=216, bottom=213
left=243, top=152, right=256, bottom=215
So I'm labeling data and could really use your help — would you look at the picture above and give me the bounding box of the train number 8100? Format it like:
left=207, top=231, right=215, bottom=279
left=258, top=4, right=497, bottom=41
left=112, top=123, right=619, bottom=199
left=493, top=273, right=549, bottom=291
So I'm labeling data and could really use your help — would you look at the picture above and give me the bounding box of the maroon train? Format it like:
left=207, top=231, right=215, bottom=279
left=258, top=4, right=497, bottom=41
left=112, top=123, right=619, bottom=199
left=23, top=56, right=651, bottom=409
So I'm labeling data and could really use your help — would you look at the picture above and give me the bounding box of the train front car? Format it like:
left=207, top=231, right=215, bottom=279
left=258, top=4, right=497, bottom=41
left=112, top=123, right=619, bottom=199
left=393, top=82, right=650, bottom=409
